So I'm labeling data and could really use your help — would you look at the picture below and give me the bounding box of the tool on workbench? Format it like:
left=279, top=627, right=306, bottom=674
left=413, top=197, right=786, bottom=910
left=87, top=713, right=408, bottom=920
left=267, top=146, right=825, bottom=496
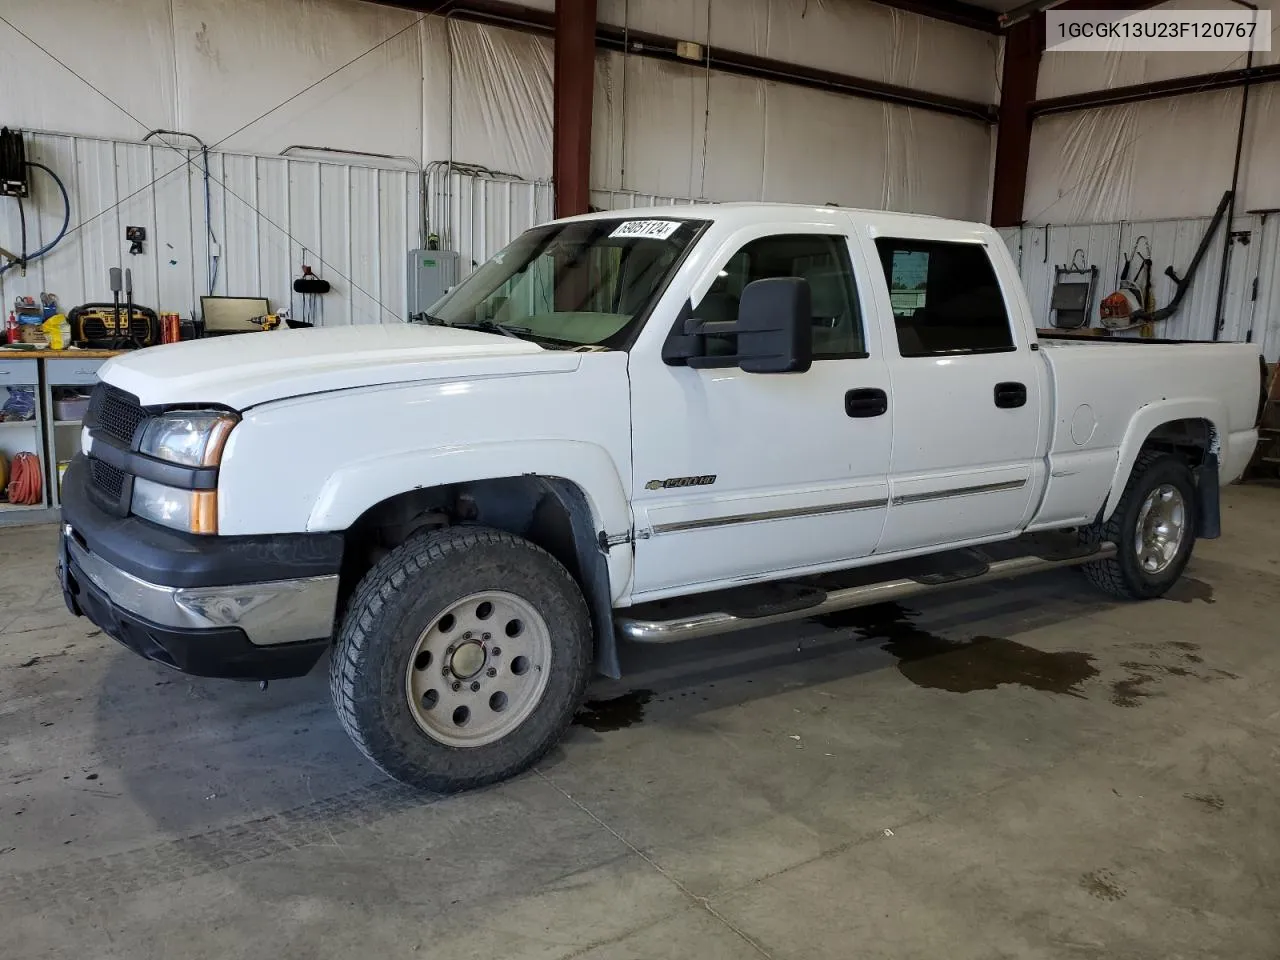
left=110, top=267, right=123, bottom=334
left=68, top=303, right=157, bottom=348
left=121, top=268, right=136, bottom=349
left=67, top=267, right=159, bottom=348
left=12, top=294, right=51, bottom=346
left=247, top=306, right=311, bottom=332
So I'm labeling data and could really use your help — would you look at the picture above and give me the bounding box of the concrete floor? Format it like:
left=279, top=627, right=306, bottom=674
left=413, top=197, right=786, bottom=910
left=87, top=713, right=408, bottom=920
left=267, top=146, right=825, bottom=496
left=2, top=486, right=1279, bottom=959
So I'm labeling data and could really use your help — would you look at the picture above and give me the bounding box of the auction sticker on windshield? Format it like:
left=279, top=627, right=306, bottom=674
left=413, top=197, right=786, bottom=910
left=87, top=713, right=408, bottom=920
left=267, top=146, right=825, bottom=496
left=610, top=220, right=682, bottom=240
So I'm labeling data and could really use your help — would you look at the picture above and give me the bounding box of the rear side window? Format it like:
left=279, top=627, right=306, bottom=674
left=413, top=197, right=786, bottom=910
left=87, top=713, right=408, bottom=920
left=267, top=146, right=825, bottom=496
left=874, top=239, right=1014, bottom=357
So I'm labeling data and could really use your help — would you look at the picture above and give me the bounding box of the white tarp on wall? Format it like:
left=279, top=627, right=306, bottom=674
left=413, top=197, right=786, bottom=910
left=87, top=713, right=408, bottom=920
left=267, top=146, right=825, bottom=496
left=597, top=0, right=1001, bottom=104
left=592, top=52, right=994, bottom=220
left=1024, top=87, right=1280, bottom=225
left=592, top=0, right=999, bottom=219
left=1037, top=0, right=1277, bottom=100
left=1026, top=0, right=1279, bottom=225
left=0, top=1, right=554, bottom=179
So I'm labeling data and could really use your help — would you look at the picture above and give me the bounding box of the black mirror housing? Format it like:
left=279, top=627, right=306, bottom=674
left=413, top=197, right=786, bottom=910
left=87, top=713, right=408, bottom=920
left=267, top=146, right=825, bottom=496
left=669, top=277, right=813, bottom=373
left=735, top=278, right=813, bottom=373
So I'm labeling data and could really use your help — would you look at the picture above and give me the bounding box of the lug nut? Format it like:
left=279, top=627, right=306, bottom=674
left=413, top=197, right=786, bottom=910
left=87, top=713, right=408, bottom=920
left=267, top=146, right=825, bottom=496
left=487, top=667, right=497, bottom=677
left=451, top=681, right=461, bottom=692
left=470, top=681, right=480, bottom=692
left=482, top=633, right=491, bottom=641
left=491, top=646, right=501, bottom=656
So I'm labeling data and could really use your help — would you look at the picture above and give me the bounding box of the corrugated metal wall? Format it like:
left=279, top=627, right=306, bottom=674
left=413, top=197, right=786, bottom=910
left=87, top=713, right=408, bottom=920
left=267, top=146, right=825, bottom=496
left=426, top=165, right=553, bottom=281
left=426, top=170, right=698, bottom=285
left=0, top=132, right=421, bottom=326
left=999, top=216, right=1279, bottom=358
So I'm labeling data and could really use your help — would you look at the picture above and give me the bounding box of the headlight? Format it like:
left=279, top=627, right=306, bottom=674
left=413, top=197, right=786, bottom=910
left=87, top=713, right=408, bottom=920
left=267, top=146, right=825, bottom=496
left=132, top=411, right=235, bottom=534
left=139, top=411, right=237, bottom=467
left=130, top=476, right=217, bottom=534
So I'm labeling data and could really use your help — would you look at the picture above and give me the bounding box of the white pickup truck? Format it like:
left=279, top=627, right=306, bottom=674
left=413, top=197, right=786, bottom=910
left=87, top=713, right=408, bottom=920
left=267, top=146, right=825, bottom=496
left=58, top=203, right=1264, bottom=791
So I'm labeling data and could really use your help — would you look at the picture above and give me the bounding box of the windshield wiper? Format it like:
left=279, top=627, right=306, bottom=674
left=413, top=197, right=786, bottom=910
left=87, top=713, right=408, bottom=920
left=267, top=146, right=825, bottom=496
left=410, top=313, right=534, bottom=340
left=447, top=319, right=533, bottom=339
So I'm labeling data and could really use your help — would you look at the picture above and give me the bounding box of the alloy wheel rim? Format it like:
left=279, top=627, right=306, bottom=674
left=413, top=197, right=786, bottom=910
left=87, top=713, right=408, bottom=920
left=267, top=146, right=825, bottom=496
left=405, top=591, right=552, bottom=747
left=1134, top=483, right=1186, bottom=575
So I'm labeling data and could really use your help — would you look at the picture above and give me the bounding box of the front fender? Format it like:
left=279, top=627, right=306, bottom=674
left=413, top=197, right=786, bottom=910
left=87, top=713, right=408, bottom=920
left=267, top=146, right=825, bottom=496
left=1102, top=398, right=1227, bottom=521
left=305, top=439, right=633, bottom=600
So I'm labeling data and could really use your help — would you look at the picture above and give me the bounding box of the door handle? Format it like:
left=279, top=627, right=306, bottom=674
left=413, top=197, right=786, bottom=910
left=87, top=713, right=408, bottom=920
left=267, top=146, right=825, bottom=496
left=994, top=381, right=1027, bottom=409
left=845, top=387, right=888, bottom=418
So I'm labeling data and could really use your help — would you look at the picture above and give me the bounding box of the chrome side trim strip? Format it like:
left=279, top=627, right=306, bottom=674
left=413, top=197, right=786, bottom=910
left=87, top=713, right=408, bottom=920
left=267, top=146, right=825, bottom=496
left=891, top=478, right=1027, bottom=507
left=66, top=534, right=337, bottom=646
left=649, top=497, right=888, bottom=536
left=616, top=541, right=1118, bottom=643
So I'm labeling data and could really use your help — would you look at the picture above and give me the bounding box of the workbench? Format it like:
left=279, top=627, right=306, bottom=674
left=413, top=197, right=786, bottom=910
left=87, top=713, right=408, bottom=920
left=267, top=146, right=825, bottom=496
left=0, top=350, right=128, bottom=526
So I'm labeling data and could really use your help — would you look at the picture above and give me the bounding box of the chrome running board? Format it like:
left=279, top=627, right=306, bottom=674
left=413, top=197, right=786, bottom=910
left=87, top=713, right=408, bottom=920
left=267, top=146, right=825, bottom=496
left=615, top=541, right=1117, bottom=644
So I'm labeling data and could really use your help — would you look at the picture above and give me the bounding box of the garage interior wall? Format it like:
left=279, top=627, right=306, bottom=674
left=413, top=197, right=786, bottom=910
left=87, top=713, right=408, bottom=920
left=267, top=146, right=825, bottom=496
left=591, top=0, right=1000, bottom=220
left=0, top=0, right=556, bottom=322
left=0, top=0, right=1003, bottom=321
left=1011, top=0, right=1280, bottom=357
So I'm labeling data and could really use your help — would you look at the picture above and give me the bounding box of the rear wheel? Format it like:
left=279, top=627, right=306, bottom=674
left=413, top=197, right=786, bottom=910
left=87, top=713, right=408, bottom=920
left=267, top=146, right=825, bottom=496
left=1080, top=451, right=1197, bottom=599
left=330, top=526, right=592, bottom=792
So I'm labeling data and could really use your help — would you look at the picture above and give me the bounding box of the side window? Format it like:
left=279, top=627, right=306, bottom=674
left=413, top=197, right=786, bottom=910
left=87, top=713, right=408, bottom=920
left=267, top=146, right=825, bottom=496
left=703, top=234, right=866, bottom=360
left=873, top=239, right=1014, bottom=358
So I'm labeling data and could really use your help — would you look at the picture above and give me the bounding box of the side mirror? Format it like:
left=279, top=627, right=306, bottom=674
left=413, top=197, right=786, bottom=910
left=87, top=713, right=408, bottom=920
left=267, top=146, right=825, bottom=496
left=672, top=278, right=813, bottom=373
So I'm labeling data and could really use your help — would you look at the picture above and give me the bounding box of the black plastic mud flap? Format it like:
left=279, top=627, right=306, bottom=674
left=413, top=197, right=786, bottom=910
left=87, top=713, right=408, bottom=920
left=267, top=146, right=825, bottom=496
left=539, top=479, right=622, bottom=680
left=1195, top=452, right=1221, bottom=539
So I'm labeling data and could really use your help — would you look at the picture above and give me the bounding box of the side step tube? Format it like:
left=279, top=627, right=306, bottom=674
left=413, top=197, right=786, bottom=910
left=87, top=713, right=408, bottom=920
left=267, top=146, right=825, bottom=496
left=615, top=542, right=1117, bottom=644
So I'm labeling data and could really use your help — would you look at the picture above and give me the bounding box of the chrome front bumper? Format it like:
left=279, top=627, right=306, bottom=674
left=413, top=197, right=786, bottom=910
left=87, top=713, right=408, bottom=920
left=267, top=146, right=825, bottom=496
left=65, top=526, right=338, bottom=647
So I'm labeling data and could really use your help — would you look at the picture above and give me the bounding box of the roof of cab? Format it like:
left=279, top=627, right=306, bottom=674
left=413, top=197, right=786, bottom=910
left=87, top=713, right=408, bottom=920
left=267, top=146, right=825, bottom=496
left=556, top=201, right=991, bottom=240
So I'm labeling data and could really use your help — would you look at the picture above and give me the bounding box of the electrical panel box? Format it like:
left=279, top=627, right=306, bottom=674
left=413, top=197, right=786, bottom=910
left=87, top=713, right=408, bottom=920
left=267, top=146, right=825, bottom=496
left=406, top=250, right=460, bottom=320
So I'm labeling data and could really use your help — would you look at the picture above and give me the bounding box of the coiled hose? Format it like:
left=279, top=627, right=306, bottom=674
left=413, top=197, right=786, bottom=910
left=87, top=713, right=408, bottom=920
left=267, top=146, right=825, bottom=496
left=7, top=453, right=42, bottom=505
left=0, top=162, right=71, bottom=277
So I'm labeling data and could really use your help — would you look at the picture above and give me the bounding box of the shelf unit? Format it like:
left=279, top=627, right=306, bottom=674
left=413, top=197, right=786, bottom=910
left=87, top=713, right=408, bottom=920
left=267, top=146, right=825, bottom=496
left=43, top=358, right=107, bottom=510
left=0, top=358, right=49, bottom=520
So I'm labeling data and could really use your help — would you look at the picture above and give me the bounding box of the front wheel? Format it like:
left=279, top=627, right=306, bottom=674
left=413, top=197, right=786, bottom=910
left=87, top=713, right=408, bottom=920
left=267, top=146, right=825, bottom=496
left=1080, top=451, right=1197, bottom=600
left=330, top=526, right=592, bottom=792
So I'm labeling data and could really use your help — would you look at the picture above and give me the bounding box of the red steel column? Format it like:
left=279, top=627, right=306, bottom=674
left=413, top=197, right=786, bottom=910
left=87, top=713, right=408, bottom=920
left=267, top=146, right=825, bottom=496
left=553, top=0, right=597, bottom=218
left=990, top=15, right=1043, bottom=227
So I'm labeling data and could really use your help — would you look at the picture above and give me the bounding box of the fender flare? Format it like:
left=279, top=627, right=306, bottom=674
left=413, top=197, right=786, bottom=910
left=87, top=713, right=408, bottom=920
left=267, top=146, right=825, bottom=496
left=1101, top=398, right=1226, bottom=522
left=308, top=440, right=633, bottom=680
left=306, top=439, right=630, bottom=535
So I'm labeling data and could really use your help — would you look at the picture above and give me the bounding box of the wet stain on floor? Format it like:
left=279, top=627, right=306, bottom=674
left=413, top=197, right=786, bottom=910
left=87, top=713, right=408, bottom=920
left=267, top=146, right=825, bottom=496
left=1080, top=869, right=1126, bottom=901
left=1111, top=670, right=1159, bottom=708
left=1164, top=578, right=1216, bottom=603
left=1184, top=791, right=1225, bottom=811
left=573, top=690, right=654, bottom=731
left=1110, top=639, right=1237, bottom=706
left=813, top=603, right=1098, bottom=696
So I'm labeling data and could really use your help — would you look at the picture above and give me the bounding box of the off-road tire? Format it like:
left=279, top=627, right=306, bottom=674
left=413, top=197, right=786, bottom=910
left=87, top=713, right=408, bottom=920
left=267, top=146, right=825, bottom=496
left=329, top=525, right=592, bottom=792
left=1080, top=450, right=1197, bottom=600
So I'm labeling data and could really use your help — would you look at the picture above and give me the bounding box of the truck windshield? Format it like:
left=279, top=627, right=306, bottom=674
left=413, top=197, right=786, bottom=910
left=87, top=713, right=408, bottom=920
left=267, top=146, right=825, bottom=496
left=420, top=217, right=707, bottom=348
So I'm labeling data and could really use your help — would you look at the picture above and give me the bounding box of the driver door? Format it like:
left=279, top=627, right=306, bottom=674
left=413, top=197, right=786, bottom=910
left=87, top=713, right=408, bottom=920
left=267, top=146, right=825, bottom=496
left=627, top=224, right=894, bottom=600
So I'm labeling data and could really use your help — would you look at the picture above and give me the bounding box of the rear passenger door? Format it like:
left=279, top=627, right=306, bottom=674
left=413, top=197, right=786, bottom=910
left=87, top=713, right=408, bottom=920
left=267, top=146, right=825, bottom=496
left=867, top=235, right=1044, bottom=554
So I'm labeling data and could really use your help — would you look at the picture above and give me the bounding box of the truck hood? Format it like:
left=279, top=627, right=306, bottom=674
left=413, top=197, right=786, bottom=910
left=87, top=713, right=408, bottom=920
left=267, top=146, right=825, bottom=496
left=98, top=324, right=576, bottom=409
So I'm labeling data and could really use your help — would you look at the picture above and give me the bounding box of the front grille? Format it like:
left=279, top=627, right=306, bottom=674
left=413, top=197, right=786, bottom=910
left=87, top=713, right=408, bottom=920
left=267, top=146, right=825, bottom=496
left=87, top=384, right=147, bottom=445
left=89, top=458, right=125, bottom=501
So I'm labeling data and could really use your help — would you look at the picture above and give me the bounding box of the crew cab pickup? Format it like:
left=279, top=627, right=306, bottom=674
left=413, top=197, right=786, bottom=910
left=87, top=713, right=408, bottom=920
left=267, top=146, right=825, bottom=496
left=58, top=203, right=1264, bottom=791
